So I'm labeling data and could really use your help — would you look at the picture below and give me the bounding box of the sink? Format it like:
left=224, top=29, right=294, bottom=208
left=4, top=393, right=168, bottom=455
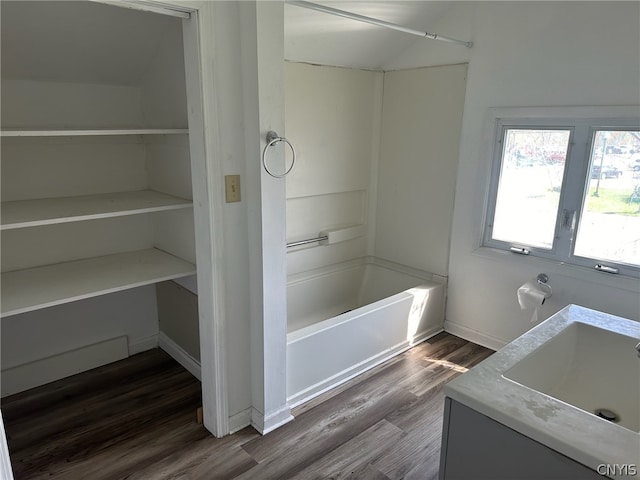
left=445, top=305, right=640, bottom=479
left=503, top=321, right=640, bottom=433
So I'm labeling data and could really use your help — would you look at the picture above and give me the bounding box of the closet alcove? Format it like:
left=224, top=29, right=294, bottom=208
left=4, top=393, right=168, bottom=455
left=0, top=1, right=207, bottom=403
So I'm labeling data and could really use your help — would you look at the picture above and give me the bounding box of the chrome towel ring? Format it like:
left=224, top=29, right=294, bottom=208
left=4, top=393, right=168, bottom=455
left=262, top=130, right=296, bottom=178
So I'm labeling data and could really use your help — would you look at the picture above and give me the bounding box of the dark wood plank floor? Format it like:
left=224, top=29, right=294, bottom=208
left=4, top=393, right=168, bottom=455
left=2, top=333, right=493, bottom=480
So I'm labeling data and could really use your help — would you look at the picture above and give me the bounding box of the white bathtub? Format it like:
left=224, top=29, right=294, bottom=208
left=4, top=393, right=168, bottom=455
left=287, top=256, right=445, bottom=406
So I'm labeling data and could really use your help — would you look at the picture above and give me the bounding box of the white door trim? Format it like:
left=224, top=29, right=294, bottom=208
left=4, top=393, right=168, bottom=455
left=181, top=7, right=230, bottom=438
left=0, top=412, right=14, bottom=480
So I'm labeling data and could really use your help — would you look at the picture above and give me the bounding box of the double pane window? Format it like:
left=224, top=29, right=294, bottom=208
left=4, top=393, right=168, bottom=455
left=484, top=115, right=640, bottom=277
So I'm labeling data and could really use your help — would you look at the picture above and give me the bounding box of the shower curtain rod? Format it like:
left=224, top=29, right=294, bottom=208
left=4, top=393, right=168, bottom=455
left=286, top=0, right=473, bottom=48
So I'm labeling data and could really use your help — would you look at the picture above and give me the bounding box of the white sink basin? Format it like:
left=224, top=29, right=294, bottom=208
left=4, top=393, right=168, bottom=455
left=444, top=305, right=640, bottom=479
left=503, top=321, right=640, bottom=433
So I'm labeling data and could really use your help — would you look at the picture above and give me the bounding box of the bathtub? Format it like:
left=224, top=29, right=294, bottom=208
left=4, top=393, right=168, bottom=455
left=287, top=256, right=446, bottom=406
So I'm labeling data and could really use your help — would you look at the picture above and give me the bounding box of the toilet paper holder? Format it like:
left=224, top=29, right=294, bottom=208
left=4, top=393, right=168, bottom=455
left=536, top=273, right=552, bottom=296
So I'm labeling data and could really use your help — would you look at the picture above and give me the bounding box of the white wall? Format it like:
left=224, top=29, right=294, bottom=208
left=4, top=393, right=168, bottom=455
left=157, top=281, right=200, bottom=360
left=284, top=62, right=382, bottom=276
left=1, top=287, right=158, bottom=369
left=406, top=2, right=640, bottom=348
left=239, top=1, right=292, bottom=434
left=140, top=19, right=188, bottom=128
left=187, top=0, right=293, bottom=435
left=1, top=136, right=147, bottom=201
left=146, top=134, right=196, bottom=266
left=0, top=79, right=143, bottom=128
left=375, top=64, right=467, bottom=277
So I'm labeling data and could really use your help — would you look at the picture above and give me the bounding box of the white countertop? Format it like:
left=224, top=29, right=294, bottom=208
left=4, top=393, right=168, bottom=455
left=444, top=304, right=640, bottom=480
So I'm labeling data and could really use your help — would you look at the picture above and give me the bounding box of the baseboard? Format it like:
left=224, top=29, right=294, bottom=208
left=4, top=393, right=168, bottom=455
left=158, top=331, right=201, bottom=381
left=443, top=320, right=506, bottom=351
left=1, top=336, right=129, bottom=397
left=228, top=408, right=252, bottom=434
left=128, top=334, right=159, bottom=355
left=251, top=405, right=294, bottom=435
left=287, top=327, right=443, bottom=408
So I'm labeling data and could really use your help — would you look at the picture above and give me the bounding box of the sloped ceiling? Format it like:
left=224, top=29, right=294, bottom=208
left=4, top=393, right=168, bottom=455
left=2, top=1, right=464, bottom=84
left=284, top=1, right=458, bottom=70
left=1, top=1, right=180, bottom=86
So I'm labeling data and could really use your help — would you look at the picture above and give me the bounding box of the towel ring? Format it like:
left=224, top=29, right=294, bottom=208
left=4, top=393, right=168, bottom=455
left=262, top=130, right=296, bottom=178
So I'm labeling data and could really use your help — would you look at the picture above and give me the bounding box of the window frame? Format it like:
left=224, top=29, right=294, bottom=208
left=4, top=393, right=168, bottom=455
left=482, top=107, right=640, bottom=278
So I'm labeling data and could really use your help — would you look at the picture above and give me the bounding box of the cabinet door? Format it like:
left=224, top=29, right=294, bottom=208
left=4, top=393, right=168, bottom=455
left=440, top=399, right=606, bottom=480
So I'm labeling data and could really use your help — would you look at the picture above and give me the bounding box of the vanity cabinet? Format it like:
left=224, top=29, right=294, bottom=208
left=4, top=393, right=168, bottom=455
left=439, top=398, right=607, bottom=480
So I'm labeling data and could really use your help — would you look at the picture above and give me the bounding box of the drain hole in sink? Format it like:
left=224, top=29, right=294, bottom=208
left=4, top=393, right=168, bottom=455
left=595, top=408, right=619, bottom=422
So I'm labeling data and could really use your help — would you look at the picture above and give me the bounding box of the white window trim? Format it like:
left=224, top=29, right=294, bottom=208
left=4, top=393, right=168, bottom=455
left=480, top=106, right=640, bottom=279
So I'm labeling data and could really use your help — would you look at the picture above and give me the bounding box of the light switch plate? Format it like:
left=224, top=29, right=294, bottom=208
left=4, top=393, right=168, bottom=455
left=225, top=175, right=241, bottom=203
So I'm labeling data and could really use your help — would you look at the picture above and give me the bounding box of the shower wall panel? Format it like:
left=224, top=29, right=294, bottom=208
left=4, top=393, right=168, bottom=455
left=284, top=62, right=382, bottom=275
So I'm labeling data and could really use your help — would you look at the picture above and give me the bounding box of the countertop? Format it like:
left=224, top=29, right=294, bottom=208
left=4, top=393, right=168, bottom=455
left=444, top=304, right=640, bottom=480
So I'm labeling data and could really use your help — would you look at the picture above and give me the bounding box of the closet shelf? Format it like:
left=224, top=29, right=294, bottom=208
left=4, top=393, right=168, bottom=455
left=0, top=128, right=188, bottom=137
left=1, top=190, right=193, bottom=230
left=1, top=248, right=196, bottom=317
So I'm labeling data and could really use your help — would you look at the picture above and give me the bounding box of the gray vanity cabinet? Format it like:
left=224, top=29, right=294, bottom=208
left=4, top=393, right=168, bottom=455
left=439, top=398, right=608, bottom=480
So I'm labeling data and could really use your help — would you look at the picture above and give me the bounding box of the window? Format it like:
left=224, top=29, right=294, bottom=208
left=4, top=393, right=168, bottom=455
left=484, top=109, right=640, bottom=277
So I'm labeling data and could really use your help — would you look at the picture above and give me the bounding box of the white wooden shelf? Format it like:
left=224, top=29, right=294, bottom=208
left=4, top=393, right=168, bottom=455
left=1, top=248, right=196, bottom=317
left=0, top=128, right=188, bottom=137
left=1, top=190, right=193, bottom=230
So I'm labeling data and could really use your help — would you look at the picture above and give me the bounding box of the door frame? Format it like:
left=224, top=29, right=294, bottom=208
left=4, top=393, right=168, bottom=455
left=180, top=6, right=229, bottom=437
left=0, top=411, right=13, bottom=480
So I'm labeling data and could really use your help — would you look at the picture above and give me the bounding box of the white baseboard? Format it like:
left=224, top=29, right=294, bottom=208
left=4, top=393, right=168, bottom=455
left=158, top=331, right=201, bottom=381
left=228, top=408, right=252, bottom=434
left=1, top=336, right=128, bottom=397
left=251, top=405, right=294, bottom=435
left=229, top=405, right=295, bottom=436
left=128, top=334, right=159, bottom=355
left=287, top=327, right=443, bottom=408
left=443, top=320, right=506, bottom=351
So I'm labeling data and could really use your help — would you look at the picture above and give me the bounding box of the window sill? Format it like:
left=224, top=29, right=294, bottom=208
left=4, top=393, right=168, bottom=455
left=472, top=246, right=640, bottom=294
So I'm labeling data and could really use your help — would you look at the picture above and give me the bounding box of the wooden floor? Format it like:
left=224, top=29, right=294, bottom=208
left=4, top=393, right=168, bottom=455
left=2, top=333, right=493, bottom=480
